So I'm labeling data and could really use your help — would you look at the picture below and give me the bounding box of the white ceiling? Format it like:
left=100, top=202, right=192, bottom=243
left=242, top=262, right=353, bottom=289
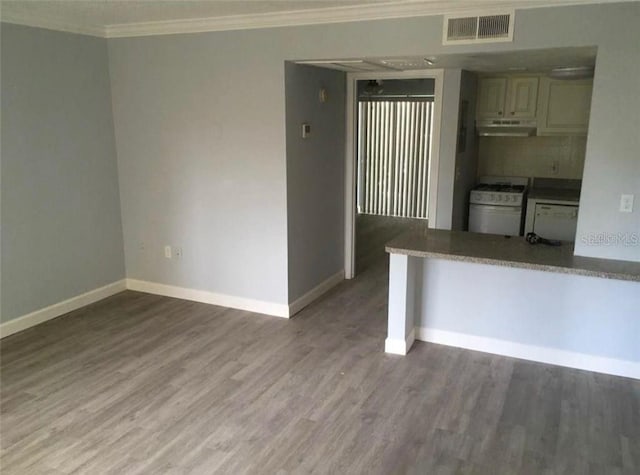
left=0, top=0, right=625, bottom=38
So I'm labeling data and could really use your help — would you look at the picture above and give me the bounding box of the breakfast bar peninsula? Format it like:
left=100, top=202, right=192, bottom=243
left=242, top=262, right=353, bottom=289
left=384, top=229, right=640, bottom=379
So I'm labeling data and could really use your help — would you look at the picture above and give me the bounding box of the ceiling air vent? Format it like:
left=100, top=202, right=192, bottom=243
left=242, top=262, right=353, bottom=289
left=443, top=11, right=514, bottom=45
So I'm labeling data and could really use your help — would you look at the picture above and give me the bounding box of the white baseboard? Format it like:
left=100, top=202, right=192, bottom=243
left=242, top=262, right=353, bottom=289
left=0, top=280, right=127, bottom=339
left=385, top=328, right=416, bottom=355
left=415, top=327, right=640, bottom=380
left=126, top=279, right=289, bottom=318
left=288, top=270, right=344, bottom=317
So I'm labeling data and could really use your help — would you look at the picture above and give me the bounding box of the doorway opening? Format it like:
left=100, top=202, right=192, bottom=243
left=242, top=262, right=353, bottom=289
left=345, top=72, right=444, bottom=277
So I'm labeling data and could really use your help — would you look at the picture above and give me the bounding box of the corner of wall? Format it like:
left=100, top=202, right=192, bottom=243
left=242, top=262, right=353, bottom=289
left=435, top=69, right=462, bottom=230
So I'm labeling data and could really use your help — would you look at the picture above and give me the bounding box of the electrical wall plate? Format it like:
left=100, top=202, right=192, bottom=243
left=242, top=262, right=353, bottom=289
left=302, top=123, right=311, bottom=138
left=620, top=194, right=634, bottom=213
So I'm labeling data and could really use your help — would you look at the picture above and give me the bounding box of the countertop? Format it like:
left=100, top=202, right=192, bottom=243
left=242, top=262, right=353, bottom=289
left=386, top=229, right=640, bottom=282
left=528, top=187, right=580, bottom=203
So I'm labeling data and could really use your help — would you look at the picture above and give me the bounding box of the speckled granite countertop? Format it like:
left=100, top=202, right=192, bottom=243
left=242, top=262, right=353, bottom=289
left=386, top=229, right=640, bottom=282
left=528, top=187, right=580, bottom=202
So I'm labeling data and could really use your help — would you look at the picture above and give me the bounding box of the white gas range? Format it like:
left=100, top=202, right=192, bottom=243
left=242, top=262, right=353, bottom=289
left=468, top=176, right=528, bottom=236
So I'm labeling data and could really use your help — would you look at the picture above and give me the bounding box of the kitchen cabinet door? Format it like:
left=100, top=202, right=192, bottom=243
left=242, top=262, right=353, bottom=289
left=476, top=77, right=507, bottom=119
left=506, top=77, right=539, bottom=119
left=537, top=77, right=593, bottom=135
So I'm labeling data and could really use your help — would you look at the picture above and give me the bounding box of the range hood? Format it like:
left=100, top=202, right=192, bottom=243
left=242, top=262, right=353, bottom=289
left=476, top=119, right=537, bottom=137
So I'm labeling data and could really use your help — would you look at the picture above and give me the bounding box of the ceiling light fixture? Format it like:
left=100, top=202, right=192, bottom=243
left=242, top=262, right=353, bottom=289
left=363, top=80, right=384, bottom=96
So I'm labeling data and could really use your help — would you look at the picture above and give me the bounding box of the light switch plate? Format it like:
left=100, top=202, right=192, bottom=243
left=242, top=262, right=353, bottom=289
left=164, top=245, right=172, bottom=258
left=620, top=194, right=634, bottom=213
left=302, top=123, right=311, bottom=139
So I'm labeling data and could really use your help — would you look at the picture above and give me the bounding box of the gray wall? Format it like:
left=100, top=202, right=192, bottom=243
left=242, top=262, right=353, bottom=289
left=573, top=6, right=640, bottom=261
left=1, top=23, right=125, bottom=322
left=108, top=33, right=290, bottom=303
left=451, top=70, right=479, bottom=231
left=105, top=1, right=639, bottom=308
left=285, top=63, right=346, bottom=302
left=435, top=69, right=462, bottom=230
left=417, top=258, right=639, bottom=364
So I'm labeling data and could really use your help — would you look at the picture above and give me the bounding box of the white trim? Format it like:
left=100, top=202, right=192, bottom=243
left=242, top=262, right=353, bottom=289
left=427, top=71, right=444, bottom=228
left=344, top=75, right=357, bottom=279
left=126, top=279, right=289, bottom=318
left=0, top=280, right=127, bottom=339
left=415, top=327, right=640, bottom=380
left=385, top=328, right=416, bottom=355
left=0, top=11, right=105, bottom=37
left=288, top=270, right=345, bottom=317
left=1, top=1, right=616, bottom=38
left=344, top=69, right=444, bottom=279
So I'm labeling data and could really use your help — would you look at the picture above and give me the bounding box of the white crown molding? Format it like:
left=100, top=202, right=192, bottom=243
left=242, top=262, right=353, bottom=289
left=0, top=10, right=105, bottom=38
left=103, top=0, right=618, bottom=38
left=0, top=0, right=623, bottom=39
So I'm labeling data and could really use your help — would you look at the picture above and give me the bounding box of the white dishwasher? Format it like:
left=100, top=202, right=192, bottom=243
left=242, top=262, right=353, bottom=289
left=532, top=203, right=579, bottom=241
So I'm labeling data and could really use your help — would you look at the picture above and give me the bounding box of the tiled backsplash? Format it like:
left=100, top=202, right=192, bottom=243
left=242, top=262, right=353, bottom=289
left=478, top=136, right=587, bottom=179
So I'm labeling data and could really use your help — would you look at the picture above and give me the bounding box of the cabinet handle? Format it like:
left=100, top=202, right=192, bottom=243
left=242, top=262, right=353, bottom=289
left=498, top=111, right=503, bottom=115
left=510, top=111, right=515, bottom=115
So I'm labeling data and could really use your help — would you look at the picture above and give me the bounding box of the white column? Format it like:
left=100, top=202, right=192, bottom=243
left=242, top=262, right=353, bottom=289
left=385, top=253, right=419, bottom=355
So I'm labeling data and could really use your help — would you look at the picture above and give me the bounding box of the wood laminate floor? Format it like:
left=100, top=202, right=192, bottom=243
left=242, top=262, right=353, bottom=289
left=1, top=256, right=639, bottom=474
left=355, top=213, right=425, bottom=274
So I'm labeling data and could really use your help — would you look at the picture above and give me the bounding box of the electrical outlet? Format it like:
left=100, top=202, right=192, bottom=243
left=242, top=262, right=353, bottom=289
left=164, top=245, right=172, bottom=258
left=620, top=194, right=634, bottom=213
left=174, top=247, right=183, bottom=259
left=138, top=241, right=145, bottom=251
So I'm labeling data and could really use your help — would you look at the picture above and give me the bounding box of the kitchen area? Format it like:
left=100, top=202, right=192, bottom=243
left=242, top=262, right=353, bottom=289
left=384, top=59, right=640, bottom=379
left=467, top=69, right=592, bottom=243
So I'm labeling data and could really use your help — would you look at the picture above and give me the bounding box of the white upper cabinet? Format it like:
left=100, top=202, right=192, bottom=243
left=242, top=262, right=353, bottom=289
left=506, top=77, right=539, bottom=119
left=536, top=77, right=593, bottom=135
left=476, top=78, right=507, bottom=119
left=476, top=76, right=539, bottom=120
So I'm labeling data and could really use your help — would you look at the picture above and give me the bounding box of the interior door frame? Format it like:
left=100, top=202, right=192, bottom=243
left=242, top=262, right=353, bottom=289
left=344, top=69, right=444, bottom=279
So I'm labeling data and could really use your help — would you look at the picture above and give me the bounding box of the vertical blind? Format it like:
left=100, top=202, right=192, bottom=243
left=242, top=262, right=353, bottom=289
left=357, top=100, right=434, bottom=219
